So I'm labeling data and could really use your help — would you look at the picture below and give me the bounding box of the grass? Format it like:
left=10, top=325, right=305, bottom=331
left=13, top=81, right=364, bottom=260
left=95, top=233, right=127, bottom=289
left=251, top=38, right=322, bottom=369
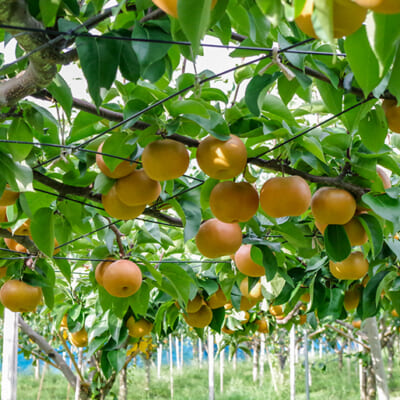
left=15, top=355, right=400, bottom=400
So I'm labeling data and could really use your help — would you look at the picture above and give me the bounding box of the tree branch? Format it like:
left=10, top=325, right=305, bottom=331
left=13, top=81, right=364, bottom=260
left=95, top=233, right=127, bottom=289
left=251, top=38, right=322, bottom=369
left=32, top=170, right=184, bottom=227
left=326, top=323, right=370, bottom=351
left=18, top=316, right=79, bottom=388
left=276, top=301, right=303, bottom=325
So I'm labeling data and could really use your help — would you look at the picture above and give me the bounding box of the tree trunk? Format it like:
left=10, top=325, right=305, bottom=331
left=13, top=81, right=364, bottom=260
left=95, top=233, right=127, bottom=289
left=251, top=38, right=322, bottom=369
left=364, top=317, right=389, bottom=400
left=208, top=331, right=215, bottom=400
left=289, top=325, right=296, bottom=400
left=119, top=366, right=127, bottom=400
left=367, top=361, right=376, bottom=400
left=1, top=309, right=18, bottom=400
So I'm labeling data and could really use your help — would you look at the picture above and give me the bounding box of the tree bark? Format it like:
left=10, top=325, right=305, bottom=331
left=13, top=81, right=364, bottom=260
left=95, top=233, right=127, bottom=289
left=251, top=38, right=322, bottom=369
left=0, top=0, right=59, bottom=106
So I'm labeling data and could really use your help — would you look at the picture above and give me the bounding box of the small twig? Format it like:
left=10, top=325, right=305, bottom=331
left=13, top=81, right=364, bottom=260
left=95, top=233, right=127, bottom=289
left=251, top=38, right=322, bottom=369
left=108, top=220, right=125, bottom=257
left=57, top=331, right=86, bottom=383
left=326, top=324, right=370, bottom=351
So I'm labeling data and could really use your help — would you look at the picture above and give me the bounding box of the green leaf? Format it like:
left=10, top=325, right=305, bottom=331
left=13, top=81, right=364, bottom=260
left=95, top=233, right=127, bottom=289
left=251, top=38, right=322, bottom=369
left=362, top=270, right=388, bottom=319
left=7, top=119, right=33, bottom=161
left=39, top=0, right=61, bottom=26
left=54, top=258, right=71, bottom=282
left=159, top=263, right=193, bottom=304
left=179, top=190, right=202, bottom=242
left=245, top=74, right=279, bottom=116
left=0, top=153, right=32, bottom=192
left=388, top=46, right=400, bottom=103
left=358, top=214, right=383, bottom=258
left=324, top=225, right=351, bottom=262
left=344, top=26, right=381, bottom=97
left=131, top=25, right=172, bottom=73
left=119, top=40, right=140, bottom=83
left=262, top=94, right=296, bottom=125
left=358, top=108, right=388, bottom=153
left=368, top=13, right=400, bottom=76
left=313, top=0, right=334, bottom=43
left=183, top=111, right=230, bottom=140
left=128, top=281, right=150, bottom=315
left=107, top=313, right=123, bottom=343
left=107, top=348, right=126, bottom=373
left=362, top=193, right=400, bottom=224
left=251, top=245, right=277, bottom=281
left=31, top=208, right=55, bottom=257
left=178, top=0, right=212, bottom=56
left=209, top=307, right=225, bottom=332
left=76, top=35, right=122, bottom=108
left=68, top=111, right=103, bottom=144
left=169, top=100, right=209, bottom=118
left=47, top=74, right=73, bottom=119
left=315, top=80, right=341, bottom=115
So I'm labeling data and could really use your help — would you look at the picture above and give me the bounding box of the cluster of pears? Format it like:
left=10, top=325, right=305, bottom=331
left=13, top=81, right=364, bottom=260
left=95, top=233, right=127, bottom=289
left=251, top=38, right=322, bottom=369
left=95, top=258, right=143, bottom=298
left=98, top=139, right=189, bottom=220
left=296, top=0, right=400, bottom=40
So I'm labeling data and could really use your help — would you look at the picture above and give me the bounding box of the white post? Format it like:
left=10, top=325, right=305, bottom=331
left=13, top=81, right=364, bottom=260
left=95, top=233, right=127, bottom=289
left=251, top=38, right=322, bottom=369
left=169, top=334, right=174, bottom=400
left=208, top=331, right=215, bottom=400
left=266, top=345, right=278, bottom=393
left=1, top=309, right=18, bottom=400
left=259, top=333, right=265, bottom=385
left=233, top=351, right=237, bottom=370
left=218, top=334, right=224, bottom=394
left=289, top=325, right=296, bottom=400
left=252, top=340, right=258, bottom=382
left=319, top=338, right=323, bottom=359
left=304, top=330, right=310, bottom=400
left=175, top=337, right=180, bottom=370
left=310, top=339, right=315, bottom=359
left=180, top=334, right=184, bottom=369
left=198, top=339, right=203, bottom=365
left=74, top=348, right=83, bottom=400
left=157, top=344, right=163, bottom=379
left=364, top=317, right=390, bottom=400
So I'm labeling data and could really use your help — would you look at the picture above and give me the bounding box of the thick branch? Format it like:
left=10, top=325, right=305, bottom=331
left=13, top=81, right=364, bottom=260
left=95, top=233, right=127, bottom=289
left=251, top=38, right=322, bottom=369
left=248, top=158, right=368, bottom=199
left=18, top=316, right=79, bottom=388
left=32, top=170, right=183, bottom=227
left=0, top=0, right=60, bottom=105
left=0, top=227, right=37, bottom=253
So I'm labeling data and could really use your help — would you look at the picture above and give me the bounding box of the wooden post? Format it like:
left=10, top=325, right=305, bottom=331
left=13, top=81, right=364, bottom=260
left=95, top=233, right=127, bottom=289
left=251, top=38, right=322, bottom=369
left=265, top=345, right=278, bottom=393
left=208, top=331, right=215, bottom=400
left=1, top=309, right=18, bottom=400
left=169, top=334, right=174, bottom=400
left=119, top=366, right=127, bottom=400
left=289, top=325, right=296, bottom=400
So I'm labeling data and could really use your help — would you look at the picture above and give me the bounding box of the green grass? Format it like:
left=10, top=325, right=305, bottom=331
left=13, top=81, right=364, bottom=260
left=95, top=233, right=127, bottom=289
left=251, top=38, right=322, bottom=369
left=15, top=356, right=400, bottom=400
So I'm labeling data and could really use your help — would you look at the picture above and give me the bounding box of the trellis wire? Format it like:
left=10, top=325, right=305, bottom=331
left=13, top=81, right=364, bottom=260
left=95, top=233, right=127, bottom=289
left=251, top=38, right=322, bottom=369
left=253, top=97, right=374, bottom=159
left=34, top=38, right=314, bottom=169
left=0, top=23, right=345, bottom=57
